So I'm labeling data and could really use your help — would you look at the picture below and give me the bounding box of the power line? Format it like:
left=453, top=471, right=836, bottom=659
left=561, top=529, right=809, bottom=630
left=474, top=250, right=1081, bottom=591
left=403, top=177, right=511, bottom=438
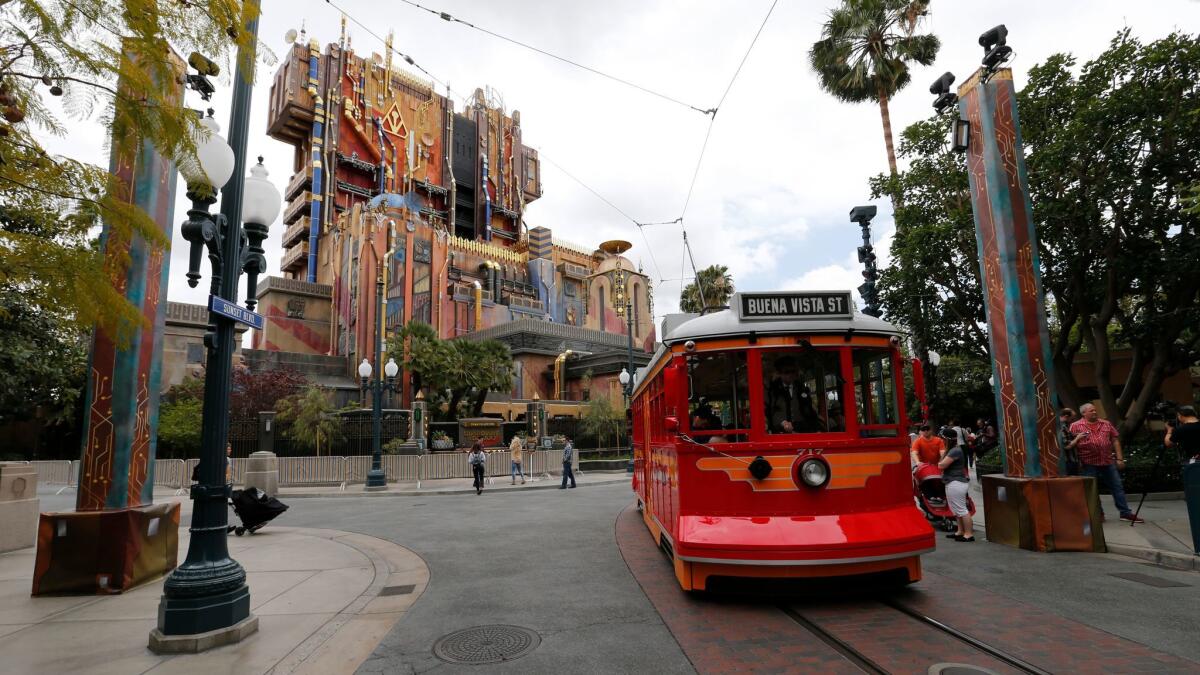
left=679, top=0, right=777, bottom=220
left=393, top=0, right=714, bottom=116
left=540, top=154, right=665, bottom=283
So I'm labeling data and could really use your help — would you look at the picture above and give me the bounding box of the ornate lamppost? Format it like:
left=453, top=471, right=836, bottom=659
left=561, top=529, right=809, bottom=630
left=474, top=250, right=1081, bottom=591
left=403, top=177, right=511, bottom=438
left=153, top=3, right=280, bottom=646
left=358, top=329, right=400, bottom=491
left=600, top=240, right=636, bottom=465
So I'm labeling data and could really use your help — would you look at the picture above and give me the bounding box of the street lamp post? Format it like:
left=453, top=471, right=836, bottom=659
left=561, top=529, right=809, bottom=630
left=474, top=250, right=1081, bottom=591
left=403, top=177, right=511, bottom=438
left=850, top=205, right=881, bottom=317
left=153, top=2, right=279, bottom=645
left=359, top=272, right=400, bottom=491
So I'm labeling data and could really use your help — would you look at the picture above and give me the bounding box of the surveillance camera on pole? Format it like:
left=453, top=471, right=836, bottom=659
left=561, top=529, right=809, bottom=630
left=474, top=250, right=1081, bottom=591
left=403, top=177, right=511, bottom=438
left=979, top=24, right=1012, bottom=73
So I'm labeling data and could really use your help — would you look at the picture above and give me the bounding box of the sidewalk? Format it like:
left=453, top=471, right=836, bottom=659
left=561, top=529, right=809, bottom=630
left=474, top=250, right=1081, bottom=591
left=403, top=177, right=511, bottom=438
left=967, top=478, right=1199, bottom=571
left=0, top=496, right=429, bottom=674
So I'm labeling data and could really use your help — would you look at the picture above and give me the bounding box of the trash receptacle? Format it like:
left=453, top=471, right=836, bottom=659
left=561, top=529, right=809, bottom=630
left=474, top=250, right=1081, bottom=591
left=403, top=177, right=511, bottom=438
left=1184, top=462, right=1200, bottom=555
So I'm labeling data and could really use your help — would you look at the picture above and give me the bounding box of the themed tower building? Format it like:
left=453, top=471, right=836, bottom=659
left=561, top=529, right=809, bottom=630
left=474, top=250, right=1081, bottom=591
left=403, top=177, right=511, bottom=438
left=255, top=31, right=654, bottom=405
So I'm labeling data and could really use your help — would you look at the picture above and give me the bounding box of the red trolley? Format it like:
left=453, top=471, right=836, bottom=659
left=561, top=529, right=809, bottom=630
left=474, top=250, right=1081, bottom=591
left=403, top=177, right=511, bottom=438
left=631, top=291, right=935, bottom=591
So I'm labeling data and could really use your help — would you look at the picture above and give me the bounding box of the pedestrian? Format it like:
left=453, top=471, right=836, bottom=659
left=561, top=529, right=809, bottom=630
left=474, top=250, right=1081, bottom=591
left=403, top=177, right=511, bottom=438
left=1067, top=403, right=1143, bottom=522
left=937, top=427, right=974, bottom=542
left=1059, top=408, right=1080, bottom=475
left=559, top=436, right=577, bottom=489
left=468, top=441, right=487, bottom=495
left=226, top=442, right=233, bottom=483
left=1165, top=405, right=1200, bottom=464
left=909, top=424, right=946, bottom=467
left=509, top=434, right=526, bottom=484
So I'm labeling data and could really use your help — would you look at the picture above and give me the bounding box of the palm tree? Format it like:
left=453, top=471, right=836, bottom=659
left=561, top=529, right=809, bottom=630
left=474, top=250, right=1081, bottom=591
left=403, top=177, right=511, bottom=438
left=809, top=0, right=940, bottom=177
left=680, top=265, right=735, bottom=313
left=276, top=386, right=346, bottom=455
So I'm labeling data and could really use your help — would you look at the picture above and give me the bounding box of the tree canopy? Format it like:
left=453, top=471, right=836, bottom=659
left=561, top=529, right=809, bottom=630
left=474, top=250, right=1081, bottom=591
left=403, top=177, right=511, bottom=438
left=275, top=385, right=346, bottom=455
left=875, top=30, right=1200, bottom=439
left=680, top=264, right=734, bottom=313
left=388, top=321, right=515, bottom=421
left=809, top=0, right=939, bottom=176
left=0, top=0, right=261, bottom=344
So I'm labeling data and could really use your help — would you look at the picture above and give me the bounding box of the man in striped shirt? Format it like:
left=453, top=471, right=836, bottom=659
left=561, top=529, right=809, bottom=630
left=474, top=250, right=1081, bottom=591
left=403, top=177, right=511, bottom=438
left=1066, top=403, right=1144, bottom=523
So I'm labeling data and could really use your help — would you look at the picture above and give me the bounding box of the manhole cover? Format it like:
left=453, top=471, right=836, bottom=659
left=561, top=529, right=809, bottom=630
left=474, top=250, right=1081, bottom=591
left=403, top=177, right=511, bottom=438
left=379, top=584, right=415, bottom=596
left=433, top=625, right=540, bottom=664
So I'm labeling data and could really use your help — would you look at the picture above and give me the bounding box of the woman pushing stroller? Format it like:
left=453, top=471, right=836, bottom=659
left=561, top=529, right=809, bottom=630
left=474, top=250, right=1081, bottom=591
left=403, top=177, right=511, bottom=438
left=937, top=427, right=975, bottom=542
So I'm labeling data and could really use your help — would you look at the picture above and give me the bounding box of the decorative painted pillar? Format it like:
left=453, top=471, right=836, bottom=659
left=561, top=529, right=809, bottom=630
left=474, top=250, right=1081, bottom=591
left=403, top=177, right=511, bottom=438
left=76, top=55, right=182, bottom=511
left=958, top=68, right=1060, bottom=478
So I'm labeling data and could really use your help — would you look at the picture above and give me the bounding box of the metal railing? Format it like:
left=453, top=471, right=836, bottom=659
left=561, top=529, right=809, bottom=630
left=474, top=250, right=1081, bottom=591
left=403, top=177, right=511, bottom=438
left=46, top=451, right=577, bottom=495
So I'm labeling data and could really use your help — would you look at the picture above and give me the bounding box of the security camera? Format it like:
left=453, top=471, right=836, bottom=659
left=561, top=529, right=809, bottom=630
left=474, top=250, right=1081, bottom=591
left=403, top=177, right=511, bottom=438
left=187, top=52, right=221, bottom=77
left=849, top=205, right=876, bottom=224
left=979, top=25, right=1012, bottom=71
left=930, top=71, right=957, bottom=113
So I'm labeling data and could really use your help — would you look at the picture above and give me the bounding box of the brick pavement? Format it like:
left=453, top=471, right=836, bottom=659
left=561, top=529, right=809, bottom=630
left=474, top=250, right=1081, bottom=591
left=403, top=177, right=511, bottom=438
left=616, top=503, right=1200, bottom=675
left=615, top=505, right=859, bottom=674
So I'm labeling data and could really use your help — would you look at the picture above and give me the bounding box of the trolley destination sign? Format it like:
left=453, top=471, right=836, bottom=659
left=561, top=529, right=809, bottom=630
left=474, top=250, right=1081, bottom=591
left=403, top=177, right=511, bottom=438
left=736, top=291, right=853, bottom=321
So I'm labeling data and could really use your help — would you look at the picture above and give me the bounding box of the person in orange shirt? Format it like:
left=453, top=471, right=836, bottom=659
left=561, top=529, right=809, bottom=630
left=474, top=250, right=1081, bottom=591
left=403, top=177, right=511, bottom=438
left=910, top=424, right=946, bottom=466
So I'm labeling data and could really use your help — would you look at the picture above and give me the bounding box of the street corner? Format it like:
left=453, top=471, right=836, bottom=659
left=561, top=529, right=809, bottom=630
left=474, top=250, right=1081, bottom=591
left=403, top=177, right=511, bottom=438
left=0, top=526, right=429, bottom=675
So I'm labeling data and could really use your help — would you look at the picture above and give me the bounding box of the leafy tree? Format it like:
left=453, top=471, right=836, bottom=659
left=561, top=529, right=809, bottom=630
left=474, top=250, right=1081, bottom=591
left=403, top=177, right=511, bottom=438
left=580, top=396, right=625, bottom=449
left=874, top=30, right=1200, bottom=441
left=230, top=366, right=306, bottom=420
left=809, top=0, right=939, bottom=177
left=156, top=378, right=205, bottom=457
left=0, top=289, right=88, bottom=425
left=388, top=321, right=515, bottom=422
left=0, top=0, right=261, bottom=344
left=679, top=264, right=734, bottom=313
left=276, top=385, right=346, bottom=455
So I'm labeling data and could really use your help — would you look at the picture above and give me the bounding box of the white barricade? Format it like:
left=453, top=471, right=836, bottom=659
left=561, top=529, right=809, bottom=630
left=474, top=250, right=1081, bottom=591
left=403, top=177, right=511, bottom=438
left=423, top=452, right=472, bottom=479
left=152, top=459, right=189, bottom=494
left=382, top=455, right=421, bottom=483
left=277, top=456, right=346, bottom=490
left=29, top=460, right=72, bottom=485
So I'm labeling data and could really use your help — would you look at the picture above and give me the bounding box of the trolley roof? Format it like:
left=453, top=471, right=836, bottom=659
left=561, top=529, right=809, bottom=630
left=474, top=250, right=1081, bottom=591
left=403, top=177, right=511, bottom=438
left=634, top=291, right=903, bottom=392
left=662, top=292, right=902, bottom=345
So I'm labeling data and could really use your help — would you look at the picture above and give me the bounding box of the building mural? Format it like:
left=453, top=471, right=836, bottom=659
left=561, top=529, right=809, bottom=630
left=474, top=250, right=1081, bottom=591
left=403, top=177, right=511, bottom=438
left=257, top=31, right=655, bottom=404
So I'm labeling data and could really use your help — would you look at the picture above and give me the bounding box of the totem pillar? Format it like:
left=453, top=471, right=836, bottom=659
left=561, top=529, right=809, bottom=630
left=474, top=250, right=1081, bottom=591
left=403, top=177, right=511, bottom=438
left=960, top=68, right=1103, bottom=552
left=33, top=49, right=183, bottom=594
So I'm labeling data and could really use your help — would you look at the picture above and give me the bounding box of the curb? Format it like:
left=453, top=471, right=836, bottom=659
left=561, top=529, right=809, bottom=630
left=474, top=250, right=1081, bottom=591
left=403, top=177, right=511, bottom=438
left=278, top=475, right=631, bottom=498
left=1104, top=542, right=1199, bottom=572
left=970, top=517, right=1199, bottom=573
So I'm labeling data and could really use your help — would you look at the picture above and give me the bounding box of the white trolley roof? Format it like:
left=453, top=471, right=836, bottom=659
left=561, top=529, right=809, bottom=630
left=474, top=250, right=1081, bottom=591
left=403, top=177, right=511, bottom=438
left=634, top=291, right=903, bottom=392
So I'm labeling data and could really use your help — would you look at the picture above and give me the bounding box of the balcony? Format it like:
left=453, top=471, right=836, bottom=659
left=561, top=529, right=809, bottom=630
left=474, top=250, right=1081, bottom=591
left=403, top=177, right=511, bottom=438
left=558, top=262, right=589, bottom=280
left=284, top=166, right=313, bottom=201
left=282, top=242, right=309, bottom=273
left=282, top=217, right=310, bottom=249
left=282, top=191, right=312, bottom=225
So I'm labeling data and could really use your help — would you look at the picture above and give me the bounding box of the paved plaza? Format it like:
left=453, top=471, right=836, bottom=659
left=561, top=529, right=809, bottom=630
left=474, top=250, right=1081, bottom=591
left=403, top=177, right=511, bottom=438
left=2, top=478, right=1195, bottom=674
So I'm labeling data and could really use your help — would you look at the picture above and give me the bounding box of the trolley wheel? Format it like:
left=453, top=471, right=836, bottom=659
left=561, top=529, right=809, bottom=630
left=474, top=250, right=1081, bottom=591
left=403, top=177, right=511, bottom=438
left=637, top=499, right=644, bottom=512
left=940, top=520, right=957, bottom=532
left=235, top=526, right=246, bottom=536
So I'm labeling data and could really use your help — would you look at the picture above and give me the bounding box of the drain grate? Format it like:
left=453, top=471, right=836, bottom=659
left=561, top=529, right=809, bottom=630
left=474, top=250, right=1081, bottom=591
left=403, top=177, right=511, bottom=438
left=928, top=665, right=1001, bottom=675
left=1108, top=572, right=1190, bottom=588
left=379, top=584, right=415, bottom=596
left=433, top=625, right=540, bottom=664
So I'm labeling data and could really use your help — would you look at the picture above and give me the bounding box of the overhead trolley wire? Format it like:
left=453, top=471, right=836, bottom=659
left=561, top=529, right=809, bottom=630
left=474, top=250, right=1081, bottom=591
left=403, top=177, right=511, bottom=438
left=679, top=0, right=777, bottom=220
left=393, top=0, right=714, bottom=116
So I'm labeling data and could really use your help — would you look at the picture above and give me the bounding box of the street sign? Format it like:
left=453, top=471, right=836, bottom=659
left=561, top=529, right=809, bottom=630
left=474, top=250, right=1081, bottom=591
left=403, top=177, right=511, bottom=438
left=208, top=295, right=265, bottom=330
left=736, top=291, right=853, bottom=321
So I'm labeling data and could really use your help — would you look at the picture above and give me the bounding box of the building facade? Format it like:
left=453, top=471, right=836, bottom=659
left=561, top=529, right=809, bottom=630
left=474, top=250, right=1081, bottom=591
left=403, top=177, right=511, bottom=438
left=254, top=31, right=654, bottom=407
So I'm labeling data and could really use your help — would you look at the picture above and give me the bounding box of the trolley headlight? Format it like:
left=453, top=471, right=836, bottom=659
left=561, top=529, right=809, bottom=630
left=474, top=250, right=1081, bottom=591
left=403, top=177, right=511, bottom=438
left=798, top=458, right=830, bottom=488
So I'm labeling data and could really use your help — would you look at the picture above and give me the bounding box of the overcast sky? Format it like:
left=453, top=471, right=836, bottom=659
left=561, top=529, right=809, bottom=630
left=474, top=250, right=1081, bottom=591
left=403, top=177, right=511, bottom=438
left=39, top=0, right=1200, bottom=327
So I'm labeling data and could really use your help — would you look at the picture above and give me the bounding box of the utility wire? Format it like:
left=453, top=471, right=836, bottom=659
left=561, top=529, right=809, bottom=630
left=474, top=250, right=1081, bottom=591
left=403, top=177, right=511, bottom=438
left=679, top=0, right=777, bottom=220
left=541, top=154, right=665, bottom=283
left=393, top=0, right=714, bottom=116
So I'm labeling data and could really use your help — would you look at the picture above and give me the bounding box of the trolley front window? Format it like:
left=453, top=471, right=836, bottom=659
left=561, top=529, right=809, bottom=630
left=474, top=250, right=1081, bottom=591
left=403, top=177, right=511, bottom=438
left=762, top=348, right=846, bottom=434
left=854, top=349, right=898, bottom=437
left=685, top=351, right=750, bottom=443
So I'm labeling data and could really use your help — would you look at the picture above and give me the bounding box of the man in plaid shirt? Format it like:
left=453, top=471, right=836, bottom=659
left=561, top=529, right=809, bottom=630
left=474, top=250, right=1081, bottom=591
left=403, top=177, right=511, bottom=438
left=1066, top=403, right=1144, bottom=523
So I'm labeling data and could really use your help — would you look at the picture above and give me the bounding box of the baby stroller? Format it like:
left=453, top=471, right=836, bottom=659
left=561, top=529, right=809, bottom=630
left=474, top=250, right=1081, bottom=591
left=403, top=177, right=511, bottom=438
left=228, top=486, right=289, bottom=536
left=913, top=462, right=974, bottom=532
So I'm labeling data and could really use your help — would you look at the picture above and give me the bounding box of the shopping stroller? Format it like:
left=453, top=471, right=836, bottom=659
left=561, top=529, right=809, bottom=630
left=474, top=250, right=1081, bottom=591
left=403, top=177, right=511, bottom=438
left=913, top=462, right=974, bottom=532
left=228, top=487, right=289, bottom=536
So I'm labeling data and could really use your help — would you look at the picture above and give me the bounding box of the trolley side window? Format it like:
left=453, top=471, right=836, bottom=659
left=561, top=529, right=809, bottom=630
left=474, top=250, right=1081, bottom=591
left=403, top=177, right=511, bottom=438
left=853, top=349, right=899, bottom=437
left=761, top=348, right=846, bottom=434
left=685, top=351, right=750, bottom=443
